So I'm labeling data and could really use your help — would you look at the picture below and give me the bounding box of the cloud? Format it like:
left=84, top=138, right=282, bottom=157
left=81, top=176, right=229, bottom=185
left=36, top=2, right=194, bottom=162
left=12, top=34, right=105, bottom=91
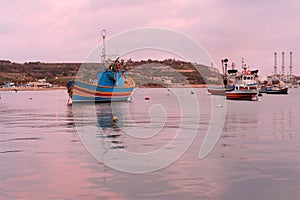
left=0, top=0, right=299, bottom=74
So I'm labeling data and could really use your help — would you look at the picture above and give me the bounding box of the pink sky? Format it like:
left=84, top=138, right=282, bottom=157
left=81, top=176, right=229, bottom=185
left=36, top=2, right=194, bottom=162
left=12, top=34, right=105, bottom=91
left=0, top=0, right=299, bottom=75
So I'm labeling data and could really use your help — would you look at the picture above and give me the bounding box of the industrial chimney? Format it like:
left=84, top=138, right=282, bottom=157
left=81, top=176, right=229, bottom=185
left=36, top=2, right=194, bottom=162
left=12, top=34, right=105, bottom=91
left=282, top=52, right=285, bottom=75
left=290, top=51, right=293, bottom=76
left=274, top=52, right=277, bottom=75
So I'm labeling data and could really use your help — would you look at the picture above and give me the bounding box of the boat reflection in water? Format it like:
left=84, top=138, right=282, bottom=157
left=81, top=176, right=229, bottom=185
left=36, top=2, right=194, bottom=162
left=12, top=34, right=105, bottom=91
left=72, top=102, right=129, bottom=151
left=96, top=102, right=126, bottom=149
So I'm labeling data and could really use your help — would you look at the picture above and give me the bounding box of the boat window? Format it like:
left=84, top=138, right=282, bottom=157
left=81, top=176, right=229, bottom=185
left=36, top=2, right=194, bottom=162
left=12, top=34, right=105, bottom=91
left=247, top=76, right=250, bottom=80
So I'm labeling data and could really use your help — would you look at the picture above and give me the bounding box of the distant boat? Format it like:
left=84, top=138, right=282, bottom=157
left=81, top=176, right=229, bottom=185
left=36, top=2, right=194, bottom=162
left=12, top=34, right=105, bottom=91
left=226, top=85, right=258, bottom=100
left=207, top=58, right=235, bottom=95
left=258, top=85, right=268, bottom=93
left=66, top=30, right=135, bottom=103
left=207, top=85, right=234, bottom=95
left=226, top=60, right=259, bottom=101
left=266, top=86, right=288, bottom=94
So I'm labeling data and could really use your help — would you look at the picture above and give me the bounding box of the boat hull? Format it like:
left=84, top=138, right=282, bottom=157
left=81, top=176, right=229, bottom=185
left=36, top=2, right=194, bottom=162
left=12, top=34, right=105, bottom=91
left=207, top=86, right=234, bottom=95
left=226, top=90, right=258, bottom=101
left=266, top=87, right=288, bottom=94
left=72, top=80, right=134, bottom=102
left=258, top=86, right=268, bottom=93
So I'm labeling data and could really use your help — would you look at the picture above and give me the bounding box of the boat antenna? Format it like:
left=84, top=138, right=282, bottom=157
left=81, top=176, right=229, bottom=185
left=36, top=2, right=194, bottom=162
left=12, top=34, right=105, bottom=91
left=241, top=57, right=247, bottom=70
left=101, top=29, right=107, bottom=65
left=221, top=58, right=228, bottom=76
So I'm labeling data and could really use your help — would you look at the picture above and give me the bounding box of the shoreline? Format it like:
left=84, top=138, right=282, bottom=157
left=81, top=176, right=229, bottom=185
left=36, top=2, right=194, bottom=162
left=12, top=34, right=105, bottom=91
left=0, top=84, right=209, bottom=92
left=0, top=84, right=219, bottom=92
left=0, top=86, right=66, bottom=91
left=0, top=84, right=211, bottom=92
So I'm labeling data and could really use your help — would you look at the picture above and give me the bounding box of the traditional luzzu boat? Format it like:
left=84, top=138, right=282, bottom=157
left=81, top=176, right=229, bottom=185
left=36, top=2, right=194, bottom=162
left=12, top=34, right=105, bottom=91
left=67, top=68, right=135, bottom=102
left=66, top=30, right=135, bottom=103
left=225, top=59, right=259, bottom=101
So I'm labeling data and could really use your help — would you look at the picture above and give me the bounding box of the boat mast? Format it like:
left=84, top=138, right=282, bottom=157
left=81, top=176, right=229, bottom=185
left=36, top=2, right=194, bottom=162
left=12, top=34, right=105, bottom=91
left=221, top=58, right=228, bottom=86
left=101, top=29, right=107, bottom=65
left=221, top=58, right=228, bottom=76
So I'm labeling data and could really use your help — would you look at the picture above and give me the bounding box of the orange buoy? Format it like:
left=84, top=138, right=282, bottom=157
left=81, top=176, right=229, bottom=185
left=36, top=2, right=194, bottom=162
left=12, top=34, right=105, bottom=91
left=112, top=116, right=118, bottom=125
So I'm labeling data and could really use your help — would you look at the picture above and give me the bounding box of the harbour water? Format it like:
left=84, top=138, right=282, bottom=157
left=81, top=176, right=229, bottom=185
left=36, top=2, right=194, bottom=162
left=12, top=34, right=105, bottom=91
left=1, top=88, right=299, bottom=199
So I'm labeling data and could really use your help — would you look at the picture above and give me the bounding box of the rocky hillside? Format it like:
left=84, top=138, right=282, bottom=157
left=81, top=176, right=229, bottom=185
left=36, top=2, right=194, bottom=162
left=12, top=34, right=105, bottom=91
left=0, top=59, right=223, bottom=87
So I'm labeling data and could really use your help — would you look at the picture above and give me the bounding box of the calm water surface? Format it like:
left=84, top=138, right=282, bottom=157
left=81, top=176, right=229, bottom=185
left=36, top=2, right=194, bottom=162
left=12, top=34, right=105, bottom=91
left=1, top=88, right=299, bottom=199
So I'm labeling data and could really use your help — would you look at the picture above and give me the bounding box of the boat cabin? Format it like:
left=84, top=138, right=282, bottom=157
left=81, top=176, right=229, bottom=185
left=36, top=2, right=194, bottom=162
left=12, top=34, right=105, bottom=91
left=97, top=70, right=128, bottom=87
left=235, top=69, right=258, bottom=86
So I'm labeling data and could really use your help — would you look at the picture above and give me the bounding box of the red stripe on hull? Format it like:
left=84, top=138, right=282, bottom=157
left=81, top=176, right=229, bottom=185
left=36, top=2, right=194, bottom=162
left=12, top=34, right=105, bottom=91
left=226, top=93, right=257, bottom=100
left=74, top=86, right=131, bottom=97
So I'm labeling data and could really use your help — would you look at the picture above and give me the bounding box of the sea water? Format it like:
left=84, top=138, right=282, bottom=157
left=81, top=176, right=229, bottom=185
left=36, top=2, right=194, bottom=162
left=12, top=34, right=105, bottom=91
left=0, top=88, right=299, bottom=199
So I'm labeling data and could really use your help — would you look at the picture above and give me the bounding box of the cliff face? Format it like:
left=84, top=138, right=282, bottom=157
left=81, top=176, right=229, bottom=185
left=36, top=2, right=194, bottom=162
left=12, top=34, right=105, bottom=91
left=0, top=59, right=222, bottom=86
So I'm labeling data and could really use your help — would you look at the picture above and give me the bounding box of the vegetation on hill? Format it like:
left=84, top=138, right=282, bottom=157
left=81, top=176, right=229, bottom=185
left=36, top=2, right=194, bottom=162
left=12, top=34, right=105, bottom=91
left=0, top=59, right=223, bottom=87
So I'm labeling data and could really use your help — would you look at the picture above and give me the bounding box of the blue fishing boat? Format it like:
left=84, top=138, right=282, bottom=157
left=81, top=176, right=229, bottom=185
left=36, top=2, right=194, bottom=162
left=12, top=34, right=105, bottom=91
left=66, top=30, right=135, bottom=103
